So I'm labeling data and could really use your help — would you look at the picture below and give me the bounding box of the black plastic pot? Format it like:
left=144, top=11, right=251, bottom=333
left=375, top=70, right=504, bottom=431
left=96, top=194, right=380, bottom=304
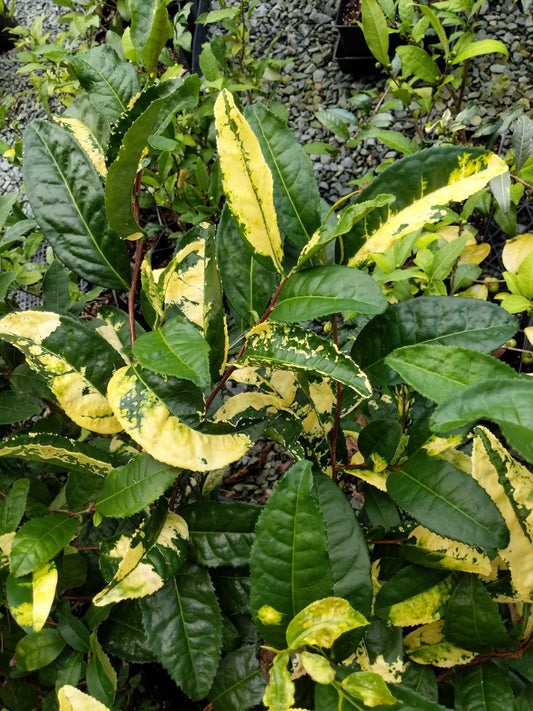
left=333, top=36, right=379, bottom=75
left=0, top=13, right=17, bottom=53
left=168, top=0, right=210, bottom=74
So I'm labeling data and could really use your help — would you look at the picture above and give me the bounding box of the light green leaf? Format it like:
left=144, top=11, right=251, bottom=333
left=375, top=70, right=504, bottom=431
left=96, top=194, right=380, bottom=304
left=58, top=686, right=111, bottom=711
left=286, top=597, right=368, bottom=650
left=23, top=120, right=131, bottom=289
left=453, top=39, right=509, bottom=64
left=270, top=265, right=387, bottom=322
left=370, top=129, right=416, bottom=154
left=0, top=433, right=113, bottom=477
left=241, top=321, right=371, bottom=398
left=15, top=629, right=66, bottom=671
left=263, top=652, right=294, bottom=711
left=133, top=316, right=211, bottom=388
left=214, top=90, right=283, bottom=274
left=397, top=45, right=441, bottom=83
left=250, top=461, right=333, bottom=648
left=130, top=0, right=172, bottom=75
left=96, top=453, right=180, bottom=518
left=387, top=450, right=509, bottom=552
left=299, top=651, right=335, bottom=684
left=107, top=365, right=251, bottom=472
left=10, top=515, right=79, bottom=577
left=140, top=563, right=222, bottom=700
left=385, top=344, right=520, bottom=404
left=341, top=671, right=398, bottom=707
left=431, top=378, right=533, bottom=463
left=361, top=0, right=390, bottom=66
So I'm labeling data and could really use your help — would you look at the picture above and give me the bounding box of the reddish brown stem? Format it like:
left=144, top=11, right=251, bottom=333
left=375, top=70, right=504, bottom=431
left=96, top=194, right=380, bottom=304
left=204, top=274, right=289, bottom=416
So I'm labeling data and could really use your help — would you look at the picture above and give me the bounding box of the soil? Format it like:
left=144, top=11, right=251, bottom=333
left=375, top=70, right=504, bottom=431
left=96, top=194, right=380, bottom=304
left=341, top=0, right=362, bottom=25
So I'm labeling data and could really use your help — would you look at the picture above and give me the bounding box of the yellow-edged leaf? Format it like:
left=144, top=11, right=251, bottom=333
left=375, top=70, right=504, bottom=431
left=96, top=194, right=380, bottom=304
left=107, top=366, right=251, bottom=472
left=215, top=89, right=283, bottom=274
left=472, top=427, right=533, bottom=600
left=386, top=575, right=454, bottom=627
left=349, top=152, right=508, bottom=265
left=403, top=526, right=492, bottom=576
left=54, top=116, right=107, bottom=177
left=502, top=233, right=533, bottom=273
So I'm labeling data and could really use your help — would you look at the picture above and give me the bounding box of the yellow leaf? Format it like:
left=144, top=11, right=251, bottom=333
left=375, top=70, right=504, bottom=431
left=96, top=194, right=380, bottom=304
left=32, top=562, right=58, bottom=632
left=54, top=116, right=107, bottom=177
left=107, top=366, right=251, bottom=472
left=458, top=242, right=491, bottom=265
left=387, top=575, right=454, bottom=627
left=403, top=526, right=492, bottom=575
left=57, top=685, right=110, bottom=711
left=215, top=89, right=283, bottom=274
left=502, top=233, right=533, bottom=273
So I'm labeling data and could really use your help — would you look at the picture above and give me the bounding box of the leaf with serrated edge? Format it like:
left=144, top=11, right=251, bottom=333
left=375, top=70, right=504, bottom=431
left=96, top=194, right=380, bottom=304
left=404, top=620, right=477, bottom=667
left=140, top=563, right=222, bottom=700
left=385, top=344, right=519, bottom=404
left=215, top=90, right=283, bottom=274
left=240, top=322, right=371, bottom=398
left=93, top=510, right=188, bottom=606
left=10, top=515, right=79, bottom=577
left=286, top=597, right=368, bottom=650
left=15, top=628, right=66, bottom=672
left=209, top=645, right=265, bottom=711
left=0, top=311, right=121, bottom=434
left=58, top=685, right=111, bottom=711
left=471, top=427, right=533, bottom=600
left=107, top=365, right=251, bottom=472
left=161, top=239, right=204, bottom=325
left=96, top=454, right=179, bottom=518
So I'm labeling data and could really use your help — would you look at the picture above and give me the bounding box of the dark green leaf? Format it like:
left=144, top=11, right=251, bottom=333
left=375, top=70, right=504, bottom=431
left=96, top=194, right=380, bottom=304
left=443, top=575, right=513, bottom=652
left=431, top=378, right=533, bottom=464
left=250, top=460, right=333, bottom=647
left=402, top=664, right=438, bottom=702
left=388, top=450, right=509, bottom=552
left=385, top=344, right=520, bottom=404
left=203, top=227, right=227, bottom=381
left=245, top=103, right=321, bottom=248
left=455, top=663, right=516, bottom=711
left=140, top=563, right=222, bottom=700
left=358, top=419, right=403, bottom=470
left=0, top=270, right=17, bottom=300
left=69, top=44, right=140, bottom=124
left=363, top=486, right=401, bottom=532
left=87, top=653, right=115, bottom=708
left=182, top=501, right=260, bottom=568
left=10, top=514, right=79, bottom=576
left=96, top=453, right=179, bottom=518
left=99, top=600, right=155, bottom=663
left=209, top=645, right=265, bottom=711
left=0, top=478, right=29, bottom=535
left=212, top=568, right=251, bottom=615
left=42, top=260, right=72, bottom=313
left=0, top=390, right=41, bottom=424
left=66, top=470, right=103, bottom=510
left=270, top=265, right=387, bottom=322
left=132, top=316, right=211, bottom=388
left=15, top=629, right=66, bottom=671
left=57, top=612, right=91, bottom=653
left=352, top=297, right=517, bottom=385
left=23, top=120, right=131, bottom=289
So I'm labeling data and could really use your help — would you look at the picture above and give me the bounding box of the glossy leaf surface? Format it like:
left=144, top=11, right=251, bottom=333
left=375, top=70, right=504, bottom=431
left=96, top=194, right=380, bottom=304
left=286, top=597, right=368, bottom=650
left=10, top=515, right=79, bottom=577
left=352, top=297, right=517, bottom=385
left=140, top=563, right=222, bottom=700
left=23, top=120, right=131, bottom=289
left=209, top=645, right=265, bottom=711
left=387, top=450, right=509, bottom=551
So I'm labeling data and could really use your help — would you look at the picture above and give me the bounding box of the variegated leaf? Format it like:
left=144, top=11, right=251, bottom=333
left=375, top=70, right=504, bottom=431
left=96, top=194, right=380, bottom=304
left=401, top=526, right=492, bottom=576
left=0, top=311, right=122, bottom=434
left=107, top=365, right=251, bottom=472
left=215, top=90, right=283, bottom=274
left=404, top=620, right=477, bottom=667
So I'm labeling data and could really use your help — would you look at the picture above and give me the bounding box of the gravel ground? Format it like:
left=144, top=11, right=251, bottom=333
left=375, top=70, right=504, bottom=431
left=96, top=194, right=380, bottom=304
left=1, top=0, right=532, bottom=202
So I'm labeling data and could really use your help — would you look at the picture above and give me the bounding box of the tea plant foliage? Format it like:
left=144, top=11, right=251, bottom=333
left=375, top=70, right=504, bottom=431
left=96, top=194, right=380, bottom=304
left=0, top=17, right=532, bottom=710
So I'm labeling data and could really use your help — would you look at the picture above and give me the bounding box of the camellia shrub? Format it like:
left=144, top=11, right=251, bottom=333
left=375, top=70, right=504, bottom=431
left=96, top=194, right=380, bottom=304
left=1, top=15, right=533, bottom=711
